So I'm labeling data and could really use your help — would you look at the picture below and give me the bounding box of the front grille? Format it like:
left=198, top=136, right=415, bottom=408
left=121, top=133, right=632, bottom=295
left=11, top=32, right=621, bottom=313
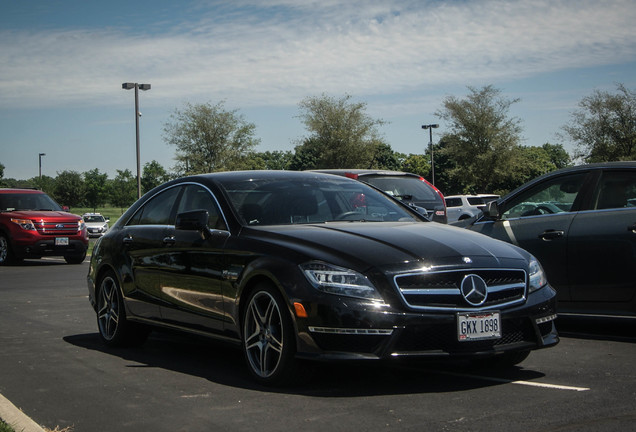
left=35, top=221, right=79, bottom=236
left=395, top=268, right=526, bottom=311
left=394, top=317, right=535, bottom=354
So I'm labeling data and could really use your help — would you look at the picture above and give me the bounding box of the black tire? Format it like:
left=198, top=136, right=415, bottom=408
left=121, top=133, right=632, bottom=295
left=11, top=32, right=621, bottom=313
left=0, top=233, right=12, bottom=265
left=242, top=283, right=302, bottom=386
left=64, top=250, right=87, bottom=264
left=96, top=271, right=149, bottom=347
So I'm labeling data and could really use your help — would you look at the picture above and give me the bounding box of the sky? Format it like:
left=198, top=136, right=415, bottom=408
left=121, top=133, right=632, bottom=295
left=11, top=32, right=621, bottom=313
left=1, top=0, right=635, bottom=180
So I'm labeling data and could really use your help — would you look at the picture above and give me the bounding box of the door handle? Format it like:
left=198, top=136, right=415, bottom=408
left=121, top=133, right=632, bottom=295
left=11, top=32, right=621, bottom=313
left=628, top=224, right=636, bottom=233
left=122, top=235, right=133, bottom=245
left=539, top=230, right=564, bottom=240
left=163, top=236, right=176, bottom=245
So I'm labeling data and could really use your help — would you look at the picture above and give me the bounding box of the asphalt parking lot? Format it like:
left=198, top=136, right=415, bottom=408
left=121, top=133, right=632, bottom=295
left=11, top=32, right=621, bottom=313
left=1, top=259, right=635, bottom=432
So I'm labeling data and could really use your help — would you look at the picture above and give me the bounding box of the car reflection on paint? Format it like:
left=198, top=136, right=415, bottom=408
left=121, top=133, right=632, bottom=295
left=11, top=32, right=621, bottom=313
left=87, top=170, right=558, bottom=385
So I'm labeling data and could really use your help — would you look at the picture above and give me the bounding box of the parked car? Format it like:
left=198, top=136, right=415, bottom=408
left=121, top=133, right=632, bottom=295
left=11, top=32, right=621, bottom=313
left=312, top=169, right=447, bottom=223
left=83, top=213, right=109, bottom=238
left=465, top=161, right=636, bottom=317
left=445, top=194, right=500, bottom=223
left=0, top=188, right=88, bottom=264
left=87, top=170, right=558, bottom=385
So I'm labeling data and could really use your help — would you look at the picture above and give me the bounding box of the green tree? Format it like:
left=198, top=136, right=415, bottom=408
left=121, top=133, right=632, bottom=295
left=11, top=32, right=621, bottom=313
left=561, top=83, right=636, bottom=162
left=369, top=143, right=402, bottom=170
left=109, top=169, right=137, bottom=211
left=83, top=168, right=109, bottom=212
left=141, top=160, right=170, bottom=193
left=400, top=154, right=430, bottom=178
left=288, top=138, right=322, bottom=171
left=435, top=85, right=523, bottom=194
left=31, top=175, right=56, bottom=195
left=163, top=101, right=260, bottom=175
left=295, top=94, right=388, bottom=169
left=53, top=170, right=84, bottom=208
left=0, top=162, right=4, bottom=181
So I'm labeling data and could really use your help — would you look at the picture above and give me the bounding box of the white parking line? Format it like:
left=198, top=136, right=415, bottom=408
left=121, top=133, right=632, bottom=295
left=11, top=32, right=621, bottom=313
left=431, top=369, right=590, bottom=392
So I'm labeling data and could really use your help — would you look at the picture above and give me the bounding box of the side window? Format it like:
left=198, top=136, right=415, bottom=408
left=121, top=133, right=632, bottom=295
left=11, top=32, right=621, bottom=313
left=445, top=198, right=462, bottom=207
left=594, top=171, right=636, bottom=210
left=176, top=184, right=227, bottom=230
left=502, top=173, right=586, bottom=220
left=128, top=186, right=181, bottom=226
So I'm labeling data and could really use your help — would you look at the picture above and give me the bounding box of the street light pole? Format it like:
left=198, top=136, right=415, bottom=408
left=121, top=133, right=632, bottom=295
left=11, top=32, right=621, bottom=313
left=122, top=82, right=151, bottom=199
left=38, top=153, right=46, bottom=179
left=421, top=124, right=439, bottom=186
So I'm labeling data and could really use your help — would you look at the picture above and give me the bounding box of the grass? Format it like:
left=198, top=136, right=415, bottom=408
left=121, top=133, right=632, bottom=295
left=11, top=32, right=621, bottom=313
left=0, top=419, right=73, bottom=432
left=68, top=205, right=126, bottom=226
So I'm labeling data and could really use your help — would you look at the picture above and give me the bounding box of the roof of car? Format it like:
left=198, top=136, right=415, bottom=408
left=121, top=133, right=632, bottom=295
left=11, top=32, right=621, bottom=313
left=311, top=169, right=421, bottom=178
left=0, top=188, right=45, bottom=194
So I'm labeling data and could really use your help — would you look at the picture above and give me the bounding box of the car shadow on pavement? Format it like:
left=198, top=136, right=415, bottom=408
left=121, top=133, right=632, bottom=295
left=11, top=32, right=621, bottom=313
left=63, top=331, right=548, bottom=397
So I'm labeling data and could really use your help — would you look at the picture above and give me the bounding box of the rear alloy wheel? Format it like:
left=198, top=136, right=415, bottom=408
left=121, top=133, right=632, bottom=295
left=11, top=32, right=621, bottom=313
left=97, top=271, right=148, bottom=347
left=242, top=284, right=299, bottom=385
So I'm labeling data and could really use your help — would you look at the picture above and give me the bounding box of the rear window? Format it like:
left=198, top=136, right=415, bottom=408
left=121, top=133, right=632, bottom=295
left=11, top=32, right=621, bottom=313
left=363, top=176, right=439, bottom=202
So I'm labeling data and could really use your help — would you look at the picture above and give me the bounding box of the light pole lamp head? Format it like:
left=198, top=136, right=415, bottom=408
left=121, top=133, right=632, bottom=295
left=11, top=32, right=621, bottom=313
left=421, top=124, right=440, bottom=129
left=39, top=153, right=46, bottom=157
left=122, top=82, right=136, bottom=90
left=138, top=84, right=151, bottom=91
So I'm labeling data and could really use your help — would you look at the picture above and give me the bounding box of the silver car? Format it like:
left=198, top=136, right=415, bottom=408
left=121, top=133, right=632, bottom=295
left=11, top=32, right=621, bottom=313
left=445, top=194, right=499, bottom=223
left=82, top=213, right=109, bottom=238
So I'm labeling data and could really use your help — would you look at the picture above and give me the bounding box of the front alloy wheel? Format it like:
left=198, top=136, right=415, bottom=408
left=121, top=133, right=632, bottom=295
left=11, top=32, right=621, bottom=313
left=242, top=284, right=297, bottom=385
left=0, top=234, right=9, bottom=264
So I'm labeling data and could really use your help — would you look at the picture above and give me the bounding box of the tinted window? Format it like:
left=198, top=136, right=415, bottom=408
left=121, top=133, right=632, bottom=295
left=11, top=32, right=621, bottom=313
left=502, top=173, right=585, bottom=220
left=594, top=171, right=636, bottom=210
left=220, top=177, right=418, bottom=225
left=128, top=186, right=181, bottom=226
left=363, top=176, right=439, bottom=201
left=176, top=184, right=227, bottom=230
left=0, top=192, right=62, bottom=212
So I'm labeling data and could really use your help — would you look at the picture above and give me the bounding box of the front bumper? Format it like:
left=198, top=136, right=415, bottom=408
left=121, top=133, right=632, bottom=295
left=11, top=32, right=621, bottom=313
left=294, top=285, right=558, bottom=361
left=13, top=237, right=88, bottom=259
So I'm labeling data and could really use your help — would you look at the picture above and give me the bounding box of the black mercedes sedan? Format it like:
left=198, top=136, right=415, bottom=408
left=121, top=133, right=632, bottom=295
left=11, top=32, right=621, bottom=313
left=87, top=170, right=558, bottom=385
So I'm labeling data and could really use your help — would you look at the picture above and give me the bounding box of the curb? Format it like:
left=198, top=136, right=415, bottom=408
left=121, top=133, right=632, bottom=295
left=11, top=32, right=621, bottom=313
left=0, top=393, right=46, bottom=432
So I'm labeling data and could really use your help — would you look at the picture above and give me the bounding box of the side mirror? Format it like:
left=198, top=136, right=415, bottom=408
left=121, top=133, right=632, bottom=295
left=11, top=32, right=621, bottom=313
left=176, top=209, right=209, bottom=233
left=483, top=200, right=501, bottom=219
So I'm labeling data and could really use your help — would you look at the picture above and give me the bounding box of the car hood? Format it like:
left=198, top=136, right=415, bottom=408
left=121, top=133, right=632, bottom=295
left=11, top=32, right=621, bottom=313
left=3, top=210, right=81, bottom=221
left=243, top=221, right=529, bottom=271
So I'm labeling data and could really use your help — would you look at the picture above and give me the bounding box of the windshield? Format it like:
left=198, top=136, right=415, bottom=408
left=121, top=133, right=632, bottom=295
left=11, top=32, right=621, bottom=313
left=84, top=215, right=105, bottom=223
left=0, top=192, right=62, bottom=212
left=220, top=176, right=420, bottom=226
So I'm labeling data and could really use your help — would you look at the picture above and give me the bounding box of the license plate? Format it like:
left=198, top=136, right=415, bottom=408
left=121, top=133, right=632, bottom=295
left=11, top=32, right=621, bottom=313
left=55, top=237, right=69, bottom=246
left=457, top=312, right=501, bottom=341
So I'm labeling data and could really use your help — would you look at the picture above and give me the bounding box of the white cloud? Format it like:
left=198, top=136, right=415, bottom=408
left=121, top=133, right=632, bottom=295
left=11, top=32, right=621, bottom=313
left=1, top=0, right=634, bottom=109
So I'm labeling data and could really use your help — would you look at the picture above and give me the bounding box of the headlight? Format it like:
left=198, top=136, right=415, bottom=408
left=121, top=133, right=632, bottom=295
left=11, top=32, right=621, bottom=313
left=10, top=218, right=36, bottom=230
left=528, top=256, right=548, bottom=293
left=300, top=261, right=383, bottom=301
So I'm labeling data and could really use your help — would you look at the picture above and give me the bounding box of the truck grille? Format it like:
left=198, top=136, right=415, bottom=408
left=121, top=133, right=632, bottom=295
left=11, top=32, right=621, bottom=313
left=394, top=268, right=527, bottom=311
left=35, top=221, right=79, bottom=235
